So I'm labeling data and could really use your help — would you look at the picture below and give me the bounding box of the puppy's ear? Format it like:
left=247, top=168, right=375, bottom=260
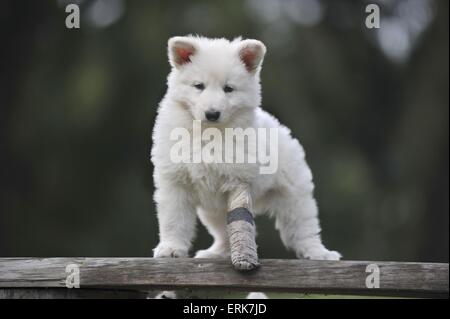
left=168, top=37, right=197, bottom=68
left=238, top=39, right=266, bottom=73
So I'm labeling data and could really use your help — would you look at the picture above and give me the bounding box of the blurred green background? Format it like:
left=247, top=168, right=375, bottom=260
left=0, top=0, right=448, bottom=262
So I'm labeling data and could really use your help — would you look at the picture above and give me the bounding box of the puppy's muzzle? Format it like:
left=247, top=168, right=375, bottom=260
left=205, top=110, right=221, bottom=122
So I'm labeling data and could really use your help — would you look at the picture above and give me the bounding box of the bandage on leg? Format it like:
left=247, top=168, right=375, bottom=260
left=227, top=186, right=259, bottom=271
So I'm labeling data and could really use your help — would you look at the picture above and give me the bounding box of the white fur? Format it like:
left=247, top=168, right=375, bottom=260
left=246, top=292, right=268, bottom=299
left=152, top=35, right=341, bottom=262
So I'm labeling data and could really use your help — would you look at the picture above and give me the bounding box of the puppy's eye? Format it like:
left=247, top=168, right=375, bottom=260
left=223, top=85, right=234, bottom=93
left=193, top=83, right=205, bottom=91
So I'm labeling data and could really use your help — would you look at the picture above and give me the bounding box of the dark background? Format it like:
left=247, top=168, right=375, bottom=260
left=0, top=0, right=448, bottom=262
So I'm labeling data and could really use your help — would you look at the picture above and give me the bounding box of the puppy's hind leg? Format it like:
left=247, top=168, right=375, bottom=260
left=195, top=208, right=230, bottom=259
left=275, top=195, right=341, bottom=261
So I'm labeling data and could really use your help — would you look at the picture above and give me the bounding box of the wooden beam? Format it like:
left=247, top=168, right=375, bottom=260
left=0, top=258, right=448, bottom=298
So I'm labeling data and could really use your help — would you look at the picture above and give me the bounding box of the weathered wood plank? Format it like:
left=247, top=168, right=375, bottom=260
left=0, top=288, right=149, bottom=299
left=0, top=258, right=448, bottom=298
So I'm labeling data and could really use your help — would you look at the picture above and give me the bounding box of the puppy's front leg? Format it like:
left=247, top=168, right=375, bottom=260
left=153, top=184, right=196, bottom=258
left=227, top=184, right=259, bottom=271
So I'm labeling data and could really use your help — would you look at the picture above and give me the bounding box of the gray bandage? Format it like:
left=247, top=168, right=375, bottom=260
left=227, top=207, right=259, bottom=271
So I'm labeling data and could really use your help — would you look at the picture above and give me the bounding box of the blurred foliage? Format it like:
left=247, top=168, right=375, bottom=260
left=0, top=0, right=448, bottom=262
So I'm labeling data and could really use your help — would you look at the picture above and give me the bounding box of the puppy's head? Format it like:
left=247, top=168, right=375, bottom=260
left=166, top=36, right=266, bottom=125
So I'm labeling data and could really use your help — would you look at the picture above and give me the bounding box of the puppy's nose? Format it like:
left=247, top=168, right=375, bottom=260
left=205, top=110, right=221, bottom=122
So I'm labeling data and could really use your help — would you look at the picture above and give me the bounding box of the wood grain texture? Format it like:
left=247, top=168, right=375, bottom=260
left=0, top=258, right=448, bottom=298
left=0, top=288, right=148, bottom=299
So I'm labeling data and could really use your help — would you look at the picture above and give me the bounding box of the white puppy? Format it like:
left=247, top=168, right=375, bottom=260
left=152, top=36, right=341, bottom=265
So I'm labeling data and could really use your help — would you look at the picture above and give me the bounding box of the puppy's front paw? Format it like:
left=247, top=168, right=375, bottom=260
left=304, top=249, right=342, bottom=261
left=153, top=243, right=188, bottom=258
left=233, top=259, right=259, bottom=271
